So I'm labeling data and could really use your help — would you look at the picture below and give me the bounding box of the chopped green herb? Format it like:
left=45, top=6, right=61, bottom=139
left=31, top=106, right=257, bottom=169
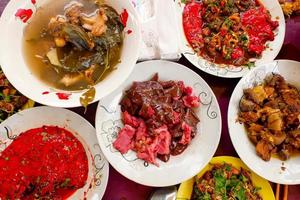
left=253, top=186, right=262, bottom=194
left=203, top=192, right=211, bottom=200
left=246, top=62, right=255, bottom=69
left=241, top=175, right=248, bottom=183
left=214, top=170, right=227, bottom=197
left=225, top=48, right=233, bottom=60
left=225, top=53, right=231, bottom=60
left=225, top=164, right=231, bottom=172
left=234, top=184, right=246, bottom=200
left=240, top=34, right=248, bottom=42
left=224, top=18, right=233, bottom=28
left=4, top=95, right=11, bottom=102
left=240, top=34, right=249, bottom=46
left=60, top=178, right=71, bottom=188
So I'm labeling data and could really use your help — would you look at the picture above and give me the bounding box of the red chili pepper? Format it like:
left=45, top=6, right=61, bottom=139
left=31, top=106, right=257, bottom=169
left=15, top=9, right=33, bottom=23
left=220, top=1, right=225, bottom=7
left=231, top=47, right=244, bottom=59
left=220, top=29, right=227, bottom=37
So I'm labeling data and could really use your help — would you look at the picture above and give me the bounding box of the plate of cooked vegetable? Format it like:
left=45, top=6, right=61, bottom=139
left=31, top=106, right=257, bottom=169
left=228, top=60, right=300, bottom=184
left=0, top=66, right=34, bottom=122
left=177, top=156, right=275, bottom=200
left=176, top=0, right=285, bottom=78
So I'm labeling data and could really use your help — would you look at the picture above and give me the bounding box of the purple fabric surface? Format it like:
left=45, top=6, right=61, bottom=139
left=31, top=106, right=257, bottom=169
left=0, top=1, right=300, bottom=199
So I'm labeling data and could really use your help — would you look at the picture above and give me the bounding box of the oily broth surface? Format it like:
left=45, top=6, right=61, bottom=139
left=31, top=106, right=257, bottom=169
left=23, top=0, right=121, bottom=91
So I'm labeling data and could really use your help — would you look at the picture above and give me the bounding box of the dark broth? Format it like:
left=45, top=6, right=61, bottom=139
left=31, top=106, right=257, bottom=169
left=23, top=0, right=122, bottom=91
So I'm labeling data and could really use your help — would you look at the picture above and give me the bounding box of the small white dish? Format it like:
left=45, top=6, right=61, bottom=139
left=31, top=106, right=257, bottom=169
left=228, top=60, right=300, bottom=184
left=0, top=0, right=141, bottom=107
left=0, top=106, right=109, bottom=199
left=95, top=60, right=222, bottom=186
left=175, top=0, right=285, bottom=78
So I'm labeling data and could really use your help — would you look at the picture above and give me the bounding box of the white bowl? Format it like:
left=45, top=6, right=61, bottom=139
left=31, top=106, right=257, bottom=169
left=0, top=106, right=109, bottom=199
left=176, top=0, right=285, bottom=78
left=95, top=60, right=222, bottom=186
left=0, top=0, right=141, bottom=107
left=228, top=60, right=300, bottom=184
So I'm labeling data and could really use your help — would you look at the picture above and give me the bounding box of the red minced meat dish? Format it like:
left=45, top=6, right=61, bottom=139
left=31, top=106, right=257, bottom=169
left=113, top=73, right=200, bottom=166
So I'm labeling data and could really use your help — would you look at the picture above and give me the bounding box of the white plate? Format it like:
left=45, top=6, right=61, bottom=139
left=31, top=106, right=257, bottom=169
left=95, top=60, right=221, bottom=186
left=175, top=0, right=285, bottom=78
left=0, top=106, right=109, bottom=199
left=228, top=60, right=300, bottom=184
left=0, top=0, right=141, bottom=107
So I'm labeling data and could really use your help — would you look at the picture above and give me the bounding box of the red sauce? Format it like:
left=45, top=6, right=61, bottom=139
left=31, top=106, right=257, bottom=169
left=0, top=126, right=88, bottom=199
left=241, top=6, right=279, bottom=55
left=182, top=2, right=203, bottom=49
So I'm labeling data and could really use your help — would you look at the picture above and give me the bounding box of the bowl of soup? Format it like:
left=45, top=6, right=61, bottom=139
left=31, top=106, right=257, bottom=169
left=0, top=0, right=141, bottom=107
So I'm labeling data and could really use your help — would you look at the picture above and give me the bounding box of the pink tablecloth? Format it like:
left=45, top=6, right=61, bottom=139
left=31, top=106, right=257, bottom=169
left=1, top=1, right=300, bottom=199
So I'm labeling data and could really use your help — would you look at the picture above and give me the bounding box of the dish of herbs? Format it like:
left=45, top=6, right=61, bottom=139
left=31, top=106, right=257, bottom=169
left=192, top=163, right=262, bottom=200
left=23, top=0, right=124, bottom=91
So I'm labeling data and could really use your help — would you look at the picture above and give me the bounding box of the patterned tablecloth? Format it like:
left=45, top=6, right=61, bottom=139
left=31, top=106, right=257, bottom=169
left=1, top=0, right=300, bottom=199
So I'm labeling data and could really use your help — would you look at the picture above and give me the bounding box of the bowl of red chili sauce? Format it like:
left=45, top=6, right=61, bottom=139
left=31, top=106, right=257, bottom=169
left=177, top=0, right=285, bottom=78
left=0, top=106, right=109, bottom=199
